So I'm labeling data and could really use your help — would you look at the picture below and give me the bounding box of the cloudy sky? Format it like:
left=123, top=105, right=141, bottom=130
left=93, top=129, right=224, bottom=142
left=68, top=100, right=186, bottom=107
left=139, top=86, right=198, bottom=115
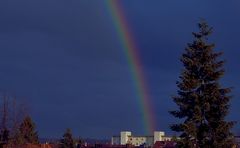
left=0, top=0, right=239, bottom=138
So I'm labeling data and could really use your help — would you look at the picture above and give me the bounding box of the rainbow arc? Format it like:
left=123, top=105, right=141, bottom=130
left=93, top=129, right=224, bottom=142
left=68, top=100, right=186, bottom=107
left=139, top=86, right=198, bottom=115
left=106, top=0, right=156, bottom=134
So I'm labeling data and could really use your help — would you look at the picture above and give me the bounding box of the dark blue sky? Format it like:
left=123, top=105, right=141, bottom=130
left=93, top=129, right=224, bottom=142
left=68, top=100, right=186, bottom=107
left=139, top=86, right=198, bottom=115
left=0, top=0, right=239, bottom=139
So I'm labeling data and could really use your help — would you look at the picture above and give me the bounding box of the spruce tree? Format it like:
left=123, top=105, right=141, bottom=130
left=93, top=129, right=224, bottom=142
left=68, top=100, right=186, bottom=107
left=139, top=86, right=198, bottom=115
left=18, top=116, right=39, bottom=144
left=60, top=128, right=74, bottom=148
left=170, top=21, right=235, bottom=148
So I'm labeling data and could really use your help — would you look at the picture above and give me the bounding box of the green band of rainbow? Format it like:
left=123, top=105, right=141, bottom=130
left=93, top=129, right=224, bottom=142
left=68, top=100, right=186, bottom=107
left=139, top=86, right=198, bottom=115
left=106, top=0, right=156, bottom=134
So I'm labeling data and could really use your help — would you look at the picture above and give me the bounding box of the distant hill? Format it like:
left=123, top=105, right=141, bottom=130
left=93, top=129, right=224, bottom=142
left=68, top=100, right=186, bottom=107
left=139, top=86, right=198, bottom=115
left=39, top=138, right=60, bottom=144
left=84, top=138, right=110, bottom=144
left=39, top=138, right=110, bottom=144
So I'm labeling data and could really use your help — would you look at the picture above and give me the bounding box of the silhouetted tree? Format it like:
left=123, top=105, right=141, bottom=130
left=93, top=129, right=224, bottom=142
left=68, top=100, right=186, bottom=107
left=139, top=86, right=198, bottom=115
left=0, top=94, right=29, bottom=146
left=60, top=128, right=74, bottom=148
left=17, top=116, right=39, bottom=144
left=170, top=20, right=235, bottom=147
left=75, top=137, right=83, bottom=148
left=0, top=129, right=9, bottom=144
left=0, top=95, right=9, bottom=145
left=9, top=97, right=28, bottom=137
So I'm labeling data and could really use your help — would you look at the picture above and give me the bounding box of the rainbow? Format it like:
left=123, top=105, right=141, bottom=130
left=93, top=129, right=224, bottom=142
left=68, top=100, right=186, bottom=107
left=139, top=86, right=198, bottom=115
left=106, top=0, right=156, bottom=134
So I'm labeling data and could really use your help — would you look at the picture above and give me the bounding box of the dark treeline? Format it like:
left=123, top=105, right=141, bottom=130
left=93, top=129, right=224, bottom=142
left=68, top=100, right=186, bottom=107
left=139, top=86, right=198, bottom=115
left=0, top=93, right=83, bottom=148
left=0, top=93, right=38, bottom=146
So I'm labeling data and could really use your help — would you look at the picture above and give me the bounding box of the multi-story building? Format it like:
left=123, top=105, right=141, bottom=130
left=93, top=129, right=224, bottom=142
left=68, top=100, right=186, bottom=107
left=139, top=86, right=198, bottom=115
left=112, top=131, right=172, bottom=147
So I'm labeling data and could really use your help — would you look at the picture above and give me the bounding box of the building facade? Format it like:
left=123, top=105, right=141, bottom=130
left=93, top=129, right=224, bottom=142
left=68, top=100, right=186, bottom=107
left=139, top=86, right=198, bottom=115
left=112, top=131, right=171, bottom=147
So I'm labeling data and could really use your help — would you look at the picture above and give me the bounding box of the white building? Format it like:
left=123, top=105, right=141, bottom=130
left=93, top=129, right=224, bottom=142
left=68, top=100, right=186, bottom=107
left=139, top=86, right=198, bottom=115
left=112, top=131, right=172, bottom=146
